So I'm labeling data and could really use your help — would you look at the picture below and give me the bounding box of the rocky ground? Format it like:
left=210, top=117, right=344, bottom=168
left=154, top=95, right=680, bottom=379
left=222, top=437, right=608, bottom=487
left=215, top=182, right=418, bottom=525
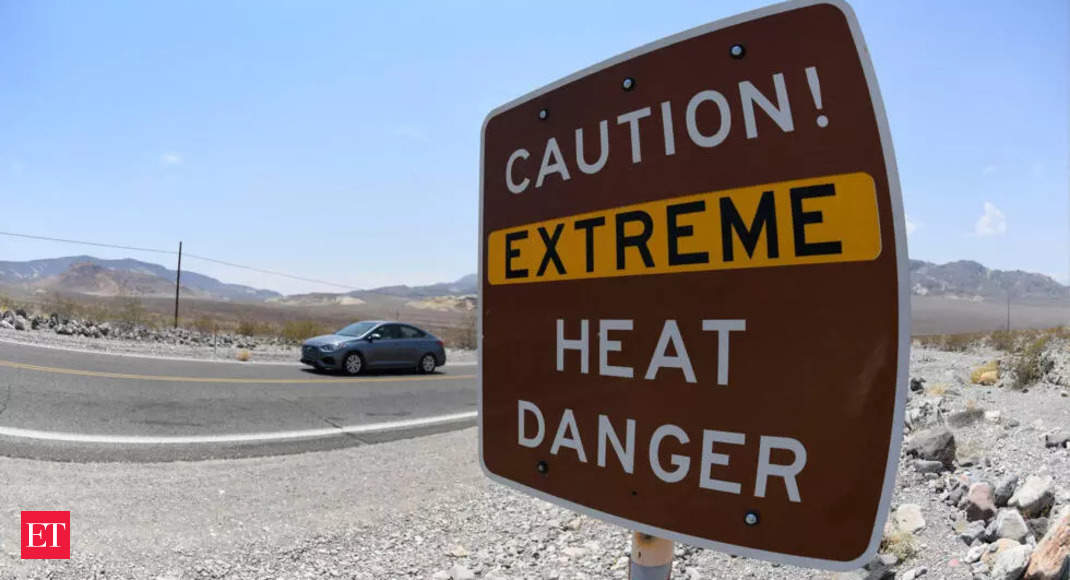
left=0, top=308, right=477, bottom=364
left=0, top=342, right=1067, bottom=579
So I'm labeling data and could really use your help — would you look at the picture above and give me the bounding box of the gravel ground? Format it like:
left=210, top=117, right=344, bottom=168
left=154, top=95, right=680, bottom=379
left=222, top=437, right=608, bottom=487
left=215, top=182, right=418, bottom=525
left=0, top=344, right=1067, bottom=579
left=0, top=327, right=477, bottom=365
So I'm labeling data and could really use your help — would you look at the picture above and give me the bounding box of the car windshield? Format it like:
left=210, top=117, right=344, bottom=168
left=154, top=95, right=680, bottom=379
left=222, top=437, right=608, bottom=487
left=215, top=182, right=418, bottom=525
left=335, top=322, right=377, bottom=337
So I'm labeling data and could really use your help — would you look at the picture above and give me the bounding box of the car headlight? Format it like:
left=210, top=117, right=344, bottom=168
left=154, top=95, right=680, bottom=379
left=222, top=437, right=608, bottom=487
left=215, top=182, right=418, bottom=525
left=320, top=343, right=339, bottom=352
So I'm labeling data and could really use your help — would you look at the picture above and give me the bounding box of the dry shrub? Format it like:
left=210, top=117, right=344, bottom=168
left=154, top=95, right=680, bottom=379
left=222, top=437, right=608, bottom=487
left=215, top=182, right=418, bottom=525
left=969, top=360, right=999, bottom=384
left=989, top=329, right=1016, bottom=352
left=116, top=296, right=147, bottom=329
left=925, top=382, right=950, bottom=397
left=236, top=349, right=251, bottom=362
left=943, top=332, right=981, bottom=352
left=280, top=320, right=330, bottom=343
left=44, top=292, right=80, bottom=320
left=236, top=320, right=273, bottom=337
left=193, top=315, right=218, bottom=335
left=1011, top=335, right=1053, bottom=390
left=436, top=314, right=477, bottom=350
left=880, top=529, right=918, bottom=561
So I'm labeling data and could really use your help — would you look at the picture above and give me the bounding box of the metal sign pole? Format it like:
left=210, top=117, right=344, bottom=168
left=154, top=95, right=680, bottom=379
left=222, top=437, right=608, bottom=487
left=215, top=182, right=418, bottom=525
left=173, top=241, right=182, bottom=329
left=628, top=532, right=673, bottom=580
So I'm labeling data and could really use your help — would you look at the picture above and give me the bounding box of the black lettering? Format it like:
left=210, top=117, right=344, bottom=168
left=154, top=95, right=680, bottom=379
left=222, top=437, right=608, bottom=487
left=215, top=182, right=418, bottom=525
left=536, top=223, right=567, bottom=276
left=573, top=217, right=606, bottom=273
left=615, top=210, right=655, bottom=270
left=505, top=230, right=529, bottom=279
left=666, top=201, right=709, bottom=266
left=720, top=191, right=779, bottom=261
left=790, top=184, right=843, bottom=256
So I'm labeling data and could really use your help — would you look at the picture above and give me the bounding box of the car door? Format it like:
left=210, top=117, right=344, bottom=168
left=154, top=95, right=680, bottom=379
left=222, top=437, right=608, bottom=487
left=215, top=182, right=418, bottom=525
left=370, top=324, right=405, bottom=367
left=398, top=325, right=427, bottom=366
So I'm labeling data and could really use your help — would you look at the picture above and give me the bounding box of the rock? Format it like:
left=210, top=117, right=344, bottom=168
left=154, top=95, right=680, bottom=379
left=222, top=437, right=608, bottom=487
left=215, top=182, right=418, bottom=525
left=1010, top=475, right=1055, bottom=518
left=959, top=520, right=987, bottom=544
left=562, top=546, right=586, bottom=558
left=915, top=459, right=946, bottom=474
left=911, top=377, right=926, bottom=392
left=948, top=408, right=986, bottom=428
left=446, top=545, right=470, bottom=558
left=996, top=475, right=1020, bottom=507
left=965, top=543, right=988, bottom=563
left=994, top=509, right=1031, bottom=543
left=13, top=315, right=28, bottom=330
left=990, top=544, right=1033, bottom=580
left=984, top=538, right=1023, bottom=567
left=894, top=504, right=926, bottom=533
left=965, top=482, right=997, bottom=522
left=905, top=428, right=956, bottom=468
left=1044, top=430, right=1070, bottom=449
left=447, top=565, right=475, bottom=580
left=1028, top=517, right=1049, bottom=538
left=985, top=410, right=1003, bottom=424
left=431, top=572, right=450, bottom=580
left=0, top=319, right=13, bottom=330
left=877, top=553, right=899, bottom=567
left=902, top=567, right=927, bottom=580
left=1025, top=505, right=1070, bottom=580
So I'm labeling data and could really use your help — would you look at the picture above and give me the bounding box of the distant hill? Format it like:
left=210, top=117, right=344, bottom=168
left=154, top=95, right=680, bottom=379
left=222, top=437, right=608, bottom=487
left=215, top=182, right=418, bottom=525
left=910, top=260, right=1068, bottom=302
left=0, top=255, right=280, bottom=301
left=359, top=273, right=477, bottom=299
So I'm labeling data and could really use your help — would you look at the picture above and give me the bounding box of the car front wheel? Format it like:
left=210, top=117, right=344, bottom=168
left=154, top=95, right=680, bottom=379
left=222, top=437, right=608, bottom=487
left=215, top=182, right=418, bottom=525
left=343, top=352, right=364, bottom=376
left=418, top=353, right=437, bottom=374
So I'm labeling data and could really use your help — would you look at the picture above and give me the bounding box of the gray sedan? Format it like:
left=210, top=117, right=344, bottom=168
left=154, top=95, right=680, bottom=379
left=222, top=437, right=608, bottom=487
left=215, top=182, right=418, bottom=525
left=300, top=321, right=447, bottom=375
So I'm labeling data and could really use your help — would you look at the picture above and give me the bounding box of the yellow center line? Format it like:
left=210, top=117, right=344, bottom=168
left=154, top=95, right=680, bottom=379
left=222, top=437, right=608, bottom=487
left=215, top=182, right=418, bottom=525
left=0, top=360, right=475, bottom=384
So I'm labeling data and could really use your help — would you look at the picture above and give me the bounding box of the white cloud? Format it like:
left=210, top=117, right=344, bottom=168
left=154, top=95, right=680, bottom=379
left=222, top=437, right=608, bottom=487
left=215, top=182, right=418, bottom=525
left=160, top=152, right=183, bottom=166
left=974, top=201, right=1006, bottom=237
left=905, top=213, right=919, bottom=236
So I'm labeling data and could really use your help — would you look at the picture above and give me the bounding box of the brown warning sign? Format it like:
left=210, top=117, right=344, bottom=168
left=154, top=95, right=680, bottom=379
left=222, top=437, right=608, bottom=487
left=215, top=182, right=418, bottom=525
left=478, top=0, right=908, bottom=570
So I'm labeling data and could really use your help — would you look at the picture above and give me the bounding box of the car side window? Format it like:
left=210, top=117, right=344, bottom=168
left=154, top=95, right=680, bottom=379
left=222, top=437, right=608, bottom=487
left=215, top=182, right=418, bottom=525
left=377, top=324, right=402, bottom=339
left=400, top=325, right=424, bottom=339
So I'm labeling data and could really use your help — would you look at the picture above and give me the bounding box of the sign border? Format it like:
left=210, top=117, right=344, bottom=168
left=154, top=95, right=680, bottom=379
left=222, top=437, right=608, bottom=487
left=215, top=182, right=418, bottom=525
left=477, top=0, right=909, bottom=570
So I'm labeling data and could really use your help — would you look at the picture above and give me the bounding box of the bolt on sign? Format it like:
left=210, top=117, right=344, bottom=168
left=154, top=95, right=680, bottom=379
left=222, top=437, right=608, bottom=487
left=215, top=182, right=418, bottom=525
left=478, top=0, right=908, bottom=571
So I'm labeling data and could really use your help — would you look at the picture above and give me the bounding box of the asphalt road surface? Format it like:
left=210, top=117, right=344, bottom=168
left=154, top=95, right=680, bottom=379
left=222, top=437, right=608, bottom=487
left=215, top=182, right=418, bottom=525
left=0, top=341, right=478, bottom=462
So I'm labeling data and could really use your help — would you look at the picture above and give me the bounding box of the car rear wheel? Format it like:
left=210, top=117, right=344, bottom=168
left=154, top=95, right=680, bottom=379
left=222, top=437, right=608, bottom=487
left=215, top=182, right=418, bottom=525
left=418, top=353, right=437, bottom=374
left=343, top=352, right=364, bottom=376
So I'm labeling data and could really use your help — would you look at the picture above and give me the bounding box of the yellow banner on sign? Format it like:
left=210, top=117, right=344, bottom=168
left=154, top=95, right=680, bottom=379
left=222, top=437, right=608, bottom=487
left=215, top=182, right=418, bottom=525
left=487, top=172, right=882, bottom=285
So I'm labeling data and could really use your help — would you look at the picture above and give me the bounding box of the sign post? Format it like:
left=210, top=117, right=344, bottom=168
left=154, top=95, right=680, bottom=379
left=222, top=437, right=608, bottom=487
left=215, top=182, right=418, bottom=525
left=479, top=0, right=908, bottom=571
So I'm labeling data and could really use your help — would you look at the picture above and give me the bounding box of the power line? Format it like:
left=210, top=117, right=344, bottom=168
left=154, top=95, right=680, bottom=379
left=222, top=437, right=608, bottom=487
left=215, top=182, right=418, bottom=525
left=0, top=230, right=360, bottom=291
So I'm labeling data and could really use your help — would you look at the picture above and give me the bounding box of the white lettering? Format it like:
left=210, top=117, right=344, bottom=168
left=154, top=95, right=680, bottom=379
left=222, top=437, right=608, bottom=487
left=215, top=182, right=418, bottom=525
left=685, top=90, right=731, bottom=148
left=755, top=435, right=807, bottom=503
left=597, top=414, right=635, bottom=473
left=699, top=430, right=745, bottom=494
left=556, top=319, right=589, bottom=374
left=701, top=319, right=746, bottom=385
left=505, top=149, right=530, bottom=194
left=599, top=319, right=633, bottom=378
left=575, top=120, right=610, bottom=174
left=550, top=409, right=587, bottom=462
left=644, top=320, right=695, bottom=382
left=517, top=400, right=545, bottom=448
left=739, top=73, right=794, bottom=139
left=536, top=137, right=571, bottom=188
left=649, top=424, right=690, bottom=483
left=617, top=107, right=652, bottom=164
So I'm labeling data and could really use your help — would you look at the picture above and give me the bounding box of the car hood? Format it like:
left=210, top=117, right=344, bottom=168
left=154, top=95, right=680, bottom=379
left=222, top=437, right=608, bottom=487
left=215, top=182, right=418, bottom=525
left=303, top=334, right=358, bottom=347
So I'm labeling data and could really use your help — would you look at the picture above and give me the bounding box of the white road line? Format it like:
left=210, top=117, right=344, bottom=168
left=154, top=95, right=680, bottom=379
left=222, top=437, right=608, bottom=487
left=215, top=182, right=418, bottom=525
left=0, top=411, right=478, bottom=445
left=0, top=335, right=479, bottom=367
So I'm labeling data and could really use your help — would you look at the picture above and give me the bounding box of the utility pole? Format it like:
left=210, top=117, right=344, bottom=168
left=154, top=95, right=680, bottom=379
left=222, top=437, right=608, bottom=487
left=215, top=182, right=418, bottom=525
left=174, top=241, right=182, bottom=329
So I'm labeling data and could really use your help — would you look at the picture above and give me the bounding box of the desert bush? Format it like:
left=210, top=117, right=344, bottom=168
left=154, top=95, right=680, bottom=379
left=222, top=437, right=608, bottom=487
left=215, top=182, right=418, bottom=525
left=280, top=320, right=330, bottom=342
left=880, top=529, right=918, bottom=561
left=116, top=296, right=147, bottom=329
left=192, top=315, right=219, bottom=335
left=1011, top=335, right=1053, bottom=390
left=44, top=292, right=80, bottom=320
left=942, top=332, right=981, bottom=352
left=436, top=314, right=477, bottom=350
left=236, top=320, right=274, bottom=337
left=989, top=329, right=1016, bottom=352
left=236, top=349, right=251, bottom=362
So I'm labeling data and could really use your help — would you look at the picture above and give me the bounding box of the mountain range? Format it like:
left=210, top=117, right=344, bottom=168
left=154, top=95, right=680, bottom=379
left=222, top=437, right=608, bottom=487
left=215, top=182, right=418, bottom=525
left=0, top=255, right=1065, bottom=303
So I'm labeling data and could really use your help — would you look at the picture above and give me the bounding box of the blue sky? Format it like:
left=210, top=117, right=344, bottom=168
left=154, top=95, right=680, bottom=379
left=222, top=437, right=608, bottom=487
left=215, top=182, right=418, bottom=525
left=0, top=0, right=1066, bottom=294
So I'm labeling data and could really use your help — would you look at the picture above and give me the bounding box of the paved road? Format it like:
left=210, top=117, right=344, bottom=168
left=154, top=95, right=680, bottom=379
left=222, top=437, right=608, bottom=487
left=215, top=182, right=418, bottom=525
left=0, top=341, right=478, bottom=461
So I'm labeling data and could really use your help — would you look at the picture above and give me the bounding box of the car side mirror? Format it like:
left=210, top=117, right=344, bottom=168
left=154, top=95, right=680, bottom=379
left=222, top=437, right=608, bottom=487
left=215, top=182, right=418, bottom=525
left=368, top=333, right=382, bottom=342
